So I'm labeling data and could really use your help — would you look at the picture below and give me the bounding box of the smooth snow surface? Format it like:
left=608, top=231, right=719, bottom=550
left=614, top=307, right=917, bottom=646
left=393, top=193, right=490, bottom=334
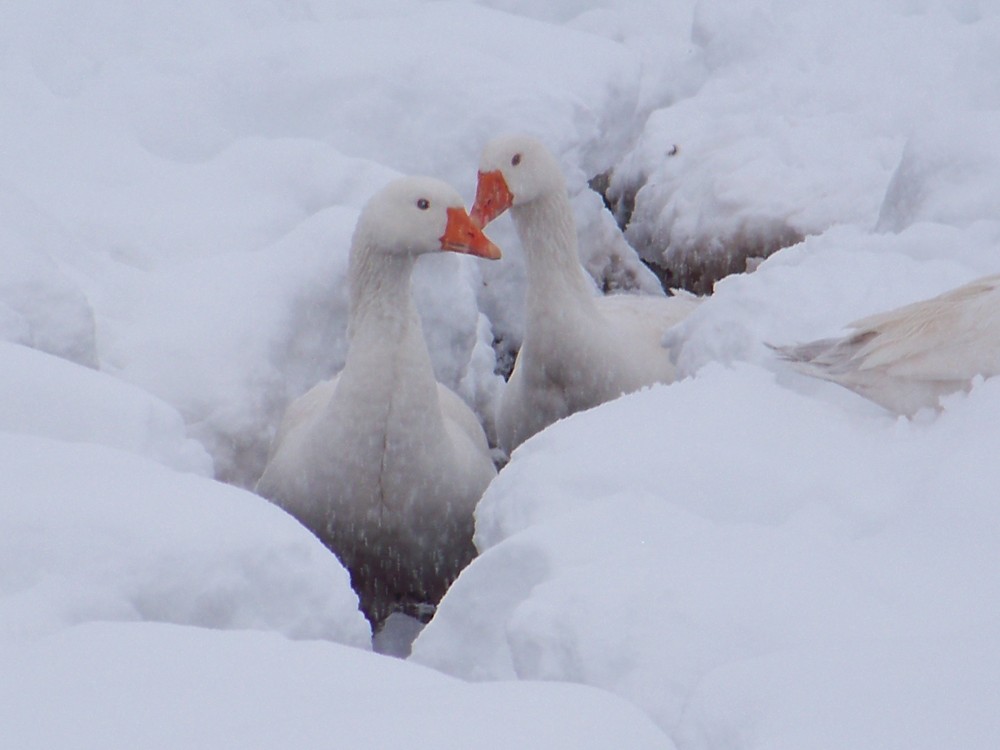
left=414, top=365, right=1000, bottom=747
left=0, top=622, right=670, bottom=749
left=3, top=0, right=1000, bottom=747
left=0, top=431, right=371, bottom=645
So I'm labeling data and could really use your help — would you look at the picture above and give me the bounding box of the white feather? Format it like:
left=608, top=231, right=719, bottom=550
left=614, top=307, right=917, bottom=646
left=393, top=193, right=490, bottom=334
left=775, top=273, right=1000, bottom=414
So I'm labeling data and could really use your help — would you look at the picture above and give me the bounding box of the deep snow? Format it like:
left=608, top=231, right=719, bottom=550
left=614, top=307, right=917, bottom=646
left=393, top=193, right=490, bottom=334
left=3, top=0, right=1000, bottom=747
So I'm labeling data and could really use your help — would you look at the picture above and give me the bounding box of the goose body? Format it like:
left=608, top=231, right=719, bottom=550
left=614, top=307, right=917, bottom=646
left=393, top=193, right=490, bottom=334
left=775, top=273, right=1000, bottom=414
left=256, top=177, right=500, bottom=629
left=472, top=135, right=700, bottom=452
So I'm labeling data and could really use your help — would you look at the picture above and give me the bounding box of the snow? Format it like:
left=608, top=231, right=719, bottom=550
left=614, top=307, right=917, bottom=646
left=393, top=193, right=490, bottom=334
left=414, top=367, right=1000, bottom=743
left=3, top=0, right=1000, bottom=747
left=609, top=0, right=1000, bottom=287
left=0, top=342, right=210, bottom=473
left=0, top=431, right=370, bottom=644
left=0, top=622, right=669, bottom=750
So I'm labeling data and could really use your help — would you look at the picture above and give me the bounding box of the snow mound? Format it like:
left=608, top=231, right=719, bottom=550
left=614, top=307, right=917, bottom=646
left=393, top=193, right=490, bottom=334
left=0, top=185, right=97, bottom=366
left=0, top=342, right=210, bottom=474
left=413, top=364, right=1000, bottom=745
left=0, top=434, right=370, bottom=646
left=877, top=111, right=1000, bottom=231
left=609, top=1, right=1000, bottom=291
left=0, top=621, right=674, bottom=750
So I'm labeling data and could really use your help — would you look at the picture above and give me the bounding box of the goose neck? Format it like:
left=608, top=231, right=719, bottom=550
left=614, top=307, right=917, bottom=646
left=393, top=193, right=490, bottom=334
left=342, top=243, right=442, bottom=430
left=348, top=245, right=418, bottom=338
left=512, top=190, right=597, bottom=311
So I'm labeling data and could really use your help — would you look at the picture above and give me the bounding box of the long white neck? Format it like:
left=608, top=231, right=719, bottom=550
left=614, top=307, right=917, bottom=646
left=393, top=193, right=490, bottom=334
left=341, top=240, right=442, bottom=426
left=349, top=243, right=419, bottom=342
left=511, top=187, right=600, bottom=328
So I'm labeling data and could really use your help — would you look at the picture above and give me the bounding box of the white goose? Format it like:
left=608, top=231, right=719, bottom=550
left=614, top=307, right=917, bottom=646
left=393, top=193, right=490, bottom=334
left=774, top=273, right=1000, bottom=415
left=471, top=135, right=700, bottom=453
left=256, top=176, right=501, bottom=630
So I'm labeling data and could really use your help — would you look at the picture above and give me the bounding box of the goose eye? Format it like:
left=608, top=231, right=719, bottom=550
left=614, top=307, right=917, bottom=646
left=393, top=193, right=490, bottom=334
left=416, top=198, right=430, bottom=210
left=511, top=153, right=522, bottom=166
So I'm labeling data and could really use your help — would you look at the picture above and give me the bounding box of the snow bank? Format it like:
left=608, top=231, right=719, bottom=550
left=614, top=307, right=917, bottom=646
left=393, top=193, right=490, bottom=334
left=0, top=621, right=673, bottom=750
left=678, top=635, right=1000, bottom=750
left=0, top=342, right=210, bottom=474
left=0, top=186, right=97, bottom=366
left=877, top=110, right=1000, bottom=232
left=414, top=364, right=1000, bottom=745
left=4, top=0, right=1000, bottom=746
left=608, top=1, right=1000, bottom=290
left=0, top=433, right=370, bottom=646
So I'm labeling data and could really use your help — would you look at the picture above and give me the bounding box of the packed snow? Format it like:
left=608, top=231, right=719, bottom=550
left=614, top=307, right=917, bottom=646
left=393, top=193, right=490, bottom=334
left=3, top=0, right=999, bottom=747
left=0, top=622, right=669, bottom=749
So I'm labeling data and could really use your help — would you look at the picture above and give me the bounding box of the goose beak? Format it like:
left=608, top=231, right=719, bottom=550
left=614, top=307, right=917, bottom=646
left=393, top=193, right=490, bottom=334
left=470, top=170, right=513, bottom=228
left=440, top=206, right=502, bottom=260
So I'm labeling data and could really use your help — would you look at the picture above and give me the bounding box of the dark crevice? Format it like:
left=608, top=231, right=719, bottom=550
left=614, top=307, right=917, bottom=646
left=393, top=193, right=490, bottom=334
left=589, top=165, right=804, bottom=295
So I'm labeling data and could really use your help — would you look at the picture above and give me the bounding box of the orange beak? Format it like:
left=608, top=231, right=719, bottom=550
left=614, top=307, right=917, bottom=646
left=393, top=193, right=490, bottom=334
left=470, top=169, right=514, bottom=228
left=440, top=206, right=502, bottom=260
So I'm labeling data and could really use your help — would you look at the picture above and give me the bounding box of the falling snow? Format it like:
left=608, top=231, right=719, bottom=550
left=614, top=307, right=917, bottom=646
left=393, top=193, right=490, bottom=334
left=3, top=1, right=1000, bottom=748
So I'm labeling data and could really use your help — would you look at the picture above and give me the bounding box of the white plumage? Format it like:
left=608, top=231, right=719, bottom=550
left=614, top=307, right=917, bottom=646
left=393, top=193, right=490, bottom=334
left=774, top=273, right=1000, bottom=414
left=471, top=135, right=700, bottom=453
left=256, top=176, right=500, bottom=629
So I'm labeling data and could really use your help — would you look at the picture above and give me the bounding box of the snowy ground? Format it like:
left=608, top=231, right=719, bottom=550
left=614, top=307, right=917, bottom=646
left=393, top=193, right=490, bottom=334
left=3, top=1, right=1000, bottom=747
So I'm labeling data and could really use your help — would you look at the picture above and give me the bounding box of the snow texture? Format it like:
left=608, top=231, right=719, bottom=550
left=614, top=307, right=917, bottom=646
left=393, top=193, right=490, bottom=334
left=0, top=622, right=670, bottom=749
left=3, top=0, right=1000, bottom=747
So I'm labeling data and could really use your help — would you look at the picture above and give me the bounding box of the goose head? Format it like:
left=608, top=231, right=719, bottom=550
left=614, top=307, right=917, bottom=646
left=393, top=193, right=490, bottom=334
left=354, top=176, right=501, bottom=260
left=470, top=135, right=565, bottom=228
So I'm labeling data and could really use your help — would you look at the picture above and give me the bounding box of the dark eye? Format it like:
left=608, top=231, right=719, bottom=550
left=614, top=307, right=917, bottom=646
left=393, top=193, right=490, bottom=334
left=416, top=198, right=430, bottom=210
left=511, top=153, right=522, bottom=166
